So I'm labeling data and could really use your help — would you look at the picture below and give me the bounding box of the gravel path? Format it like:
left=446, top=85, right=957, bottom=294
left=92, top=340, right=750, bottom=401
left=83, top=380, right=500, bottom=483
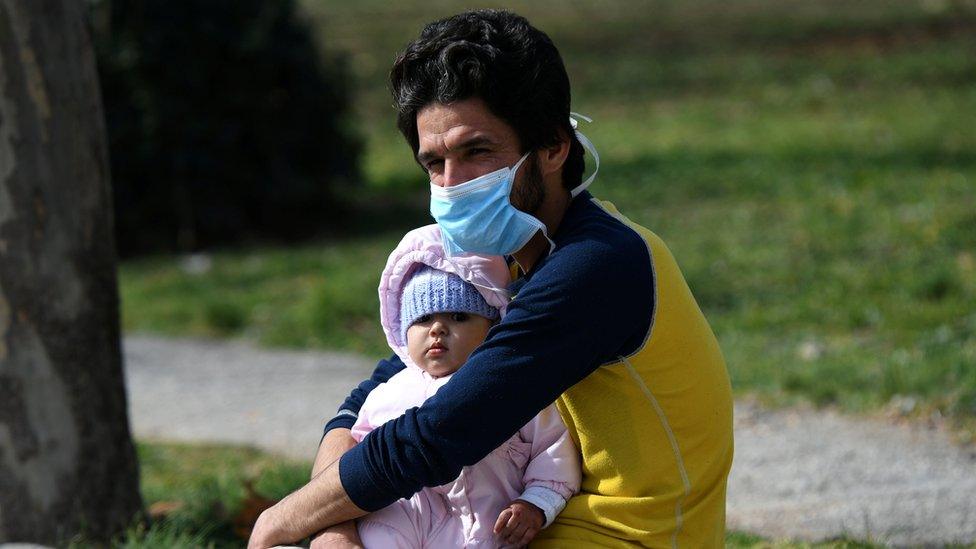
left=123, top=335, right=976, bottom=546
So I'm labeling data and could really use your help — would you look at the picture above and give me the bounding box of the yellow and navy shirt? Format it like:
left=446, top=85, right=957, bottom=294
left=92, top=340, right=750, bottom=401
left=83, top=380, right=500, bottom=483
left=330, top=191, right=733, bottom=548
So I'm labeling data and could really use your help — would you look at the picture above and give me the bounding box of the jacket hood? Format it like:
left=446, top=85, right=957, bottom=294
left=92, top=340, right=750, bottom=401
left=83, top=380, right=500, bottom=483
left=379, top=224, right=511, bottom=369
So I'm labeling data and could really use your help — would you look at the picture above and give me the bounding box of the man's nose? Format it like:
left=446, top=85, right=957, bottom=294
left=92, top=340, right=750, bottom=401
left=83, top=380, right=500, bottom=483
left=442, top=160, right=476, bottom=188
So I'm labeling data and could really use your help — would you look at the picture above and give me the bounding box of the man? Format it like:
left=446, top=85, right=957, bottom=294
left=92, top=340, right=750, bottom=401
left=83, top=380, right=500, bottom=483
left=250, top=9, right=732, bottom=548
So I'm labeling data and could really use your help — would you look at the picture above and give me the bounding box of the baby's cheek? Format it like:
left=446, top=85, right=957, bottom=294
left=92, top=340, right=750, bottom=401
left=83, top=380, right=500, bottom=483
left=407, top=349, right=424, bottom=367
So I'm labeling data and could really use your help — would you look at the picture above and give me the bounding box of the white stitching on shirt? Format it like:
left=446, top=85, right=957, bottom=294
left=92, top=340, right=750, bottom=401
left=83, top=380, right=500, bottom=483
left=621, top=356, right=691, bottom=549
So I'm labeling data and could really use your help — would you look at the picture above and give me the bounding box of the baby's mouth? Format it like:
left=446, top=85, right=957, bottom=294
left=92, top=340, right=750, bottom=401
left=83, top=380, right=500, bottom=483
left=428, top=341, right=447, bottom=354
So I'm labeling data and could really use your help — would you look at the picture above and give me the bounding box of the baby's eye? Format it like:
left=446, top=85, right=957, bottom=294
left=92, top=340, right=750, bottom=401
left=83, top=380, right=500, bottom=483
left=451, top=312, right=470, bottom=322
left=415, top=314, right=432, bottom=324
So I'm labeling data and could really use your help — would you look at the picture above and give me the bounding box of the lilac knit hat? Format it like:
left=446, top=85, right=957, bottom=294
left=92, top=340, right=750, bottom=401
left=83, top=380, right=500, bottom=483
left=399, top=266, right=499, bottom=344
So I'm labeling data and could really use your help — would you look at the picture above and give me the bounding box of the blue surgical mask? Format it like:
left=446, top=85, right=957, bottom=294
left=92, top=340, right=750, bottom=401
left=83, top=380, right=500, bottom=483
left=430, top=152, right=542, bottom=257
left=429, top=115, right=600, bottom=258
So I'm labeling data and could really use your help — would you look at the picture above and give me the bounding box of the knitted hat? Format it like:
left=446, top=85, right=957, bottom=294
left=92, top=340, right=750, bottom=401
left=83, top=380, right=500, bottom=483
left=399, top=266, right=499, bottom=344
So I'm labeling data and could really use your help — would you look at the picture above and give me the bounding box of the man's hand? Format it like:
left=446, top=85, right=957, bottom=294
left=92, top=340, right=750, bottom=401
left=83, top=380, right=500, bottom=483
left=309, top=521, right=364, bottom=549
left=247, top=504, right=292, bottom=549
left=493, top=499, right=545, bottom=546
left=246, top=457, right=368, bottom=549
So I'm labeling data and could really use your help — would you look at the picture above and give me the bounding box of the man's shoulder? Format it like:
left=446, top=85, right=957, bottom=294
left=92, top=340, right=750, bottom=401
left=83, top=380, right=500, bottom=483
left=553, top=197, right=653, bottom=267
left=515, top=197, right=656, bottom=303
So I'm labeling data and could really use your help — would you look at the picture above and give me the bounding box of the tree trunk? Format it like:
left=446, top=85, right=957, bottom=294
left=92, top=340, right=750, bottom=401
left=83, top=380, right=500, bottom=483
left=0, top=0, right=143, bottom=544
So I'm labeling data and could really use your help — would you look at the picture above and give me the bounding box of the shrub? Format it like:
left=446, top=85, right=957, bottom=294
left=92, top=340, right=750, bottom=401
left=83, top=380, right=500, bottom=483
left=93, top=0, right=361, bottom=256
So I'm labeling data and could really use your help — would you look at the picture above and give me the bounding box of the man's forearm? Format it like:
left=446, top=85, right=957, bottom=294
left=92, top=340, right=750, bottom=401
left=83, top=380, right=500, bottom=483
left=248, top=457, right=367, bottom=548
left=310, top=428, right=362, bottom=547
left=313, top=427, right=357, bottom=478
left=281, top=459, right=366, bottom=535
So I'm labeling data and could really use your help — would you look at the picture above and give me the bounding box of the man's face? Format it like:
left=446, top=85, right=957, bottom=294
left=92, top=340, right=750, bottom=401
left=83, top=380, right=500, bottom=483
left=416, top=97, right=544, bottom=214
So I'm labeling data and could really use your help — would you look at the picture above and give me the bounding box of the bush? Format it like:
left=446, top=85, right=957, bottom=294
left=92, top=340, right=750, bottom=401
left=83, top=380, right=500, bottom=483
left=93, top=0, right=361, bottom=256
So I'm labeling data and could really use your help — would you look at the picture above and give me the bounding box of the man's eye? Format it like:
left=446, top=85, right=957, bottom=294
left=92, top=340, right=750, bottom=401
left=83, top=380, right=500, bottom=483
left=451, top=312, right=470, bottom=322
left=425, top=159, right=443, bottom=172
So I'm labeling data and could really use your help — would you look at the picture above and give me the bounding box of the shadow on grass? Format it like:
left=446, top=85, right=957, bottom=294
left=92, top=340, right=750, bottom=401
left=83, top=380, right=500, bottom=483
left=599, top=146, right=976, bottom=203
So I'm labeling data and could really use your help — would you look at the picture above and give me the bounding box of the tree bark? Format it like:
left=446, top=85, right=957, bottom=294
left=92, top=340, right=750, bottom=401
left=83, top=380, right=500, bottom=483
left=0, top=0, right=143, bottom=544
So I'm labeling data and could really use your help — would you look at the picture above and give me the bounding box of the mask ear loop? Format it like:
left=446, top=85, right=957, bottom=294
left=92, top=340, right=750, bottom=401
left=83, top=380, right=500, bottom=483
left=467, top=279, right=514, bottom=300
left=569, top=112, right=600, bottom=198
left=522, top=113, right=598, bottom=261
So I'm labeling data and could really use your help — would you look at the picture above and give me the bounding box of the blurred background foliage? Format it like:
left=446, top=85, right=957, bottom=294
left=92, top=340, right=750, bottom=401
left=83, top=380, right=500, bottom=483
left=114, top=0, right=976, bottom=430
left=93, top=0, right=361, bottom=256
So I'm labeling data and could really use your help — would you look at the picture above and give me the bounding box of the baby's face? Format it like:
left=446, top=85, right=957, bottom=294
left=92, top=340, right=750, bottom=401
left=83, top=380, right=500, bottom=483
left=406, top=312, right=493, bottom=378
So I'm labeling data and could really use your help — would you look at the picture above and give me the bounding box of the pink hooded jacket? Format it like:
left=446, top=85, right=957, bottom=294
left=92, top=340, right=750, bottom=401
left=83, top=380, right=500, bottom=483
left=351, top=224, right=581, bottom=544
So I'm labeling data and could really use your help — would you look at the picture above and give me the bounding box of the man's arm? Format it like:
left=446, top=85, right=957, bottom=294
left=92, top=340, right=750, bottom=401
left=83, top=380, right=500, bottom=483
left=249, top=455, right=367, bottom=549
left=307, top=428, right=360, bottom=548
left=312, top=427, right=355, bottom=478
left=306, top=354, right=406, bottom=547
left=249, top=354, right=405, bottom=548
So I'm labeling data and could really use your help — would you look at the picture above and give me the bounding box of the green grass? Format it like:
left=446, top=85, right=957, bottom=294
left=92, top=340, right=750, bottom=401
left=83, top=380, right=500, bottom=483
left=120, top=232, right=400, bottom=356
left=120, top=1, right=976, bottom=432
left=58, top=442, right=309, bottom=548
left=724, top=532, right=884, bottom=548
left=82, top=442, right=897, bottom=547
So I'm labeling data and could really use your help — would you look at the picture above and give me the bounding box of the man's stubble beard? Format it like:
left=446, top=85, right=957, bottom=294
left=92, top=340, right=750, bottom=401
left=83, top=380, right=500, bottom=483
left=510, top=153, right=545, bottom=216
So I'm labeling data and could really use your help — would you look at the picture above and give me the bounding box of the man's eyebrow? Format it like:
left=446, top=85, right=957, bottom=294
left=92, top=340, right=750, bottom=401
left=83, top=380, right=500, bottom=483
left=416, top=135, right=497, bottom=164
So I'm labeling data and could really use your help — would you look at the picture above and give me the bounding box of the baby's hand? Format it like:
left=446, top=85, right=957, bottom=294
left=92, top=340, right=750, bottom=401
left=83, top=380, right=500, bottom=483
left=493, top=499, right=545, bottom=547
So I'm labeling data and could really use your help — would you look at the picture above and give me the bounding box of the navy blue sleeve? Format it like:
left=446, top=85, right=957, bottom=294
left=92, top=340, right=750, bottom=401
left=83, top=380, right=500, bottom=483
left=339, top=220, right=655, bottom=511
left=322, top=353, right=406, bottom=434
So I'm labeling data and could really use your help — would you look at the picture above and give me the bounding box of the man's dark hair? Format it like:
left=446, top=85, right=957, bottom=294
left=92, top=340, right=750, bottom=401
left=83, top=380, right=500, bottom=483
left=390, top=9, right=585, bottom=191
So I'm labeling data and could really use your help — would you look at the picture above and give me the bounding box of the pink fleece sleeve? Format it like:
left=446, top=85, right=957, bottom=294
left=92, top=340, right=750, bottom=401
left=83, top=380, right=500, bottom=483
left=516, top=403, right=582, bottom=527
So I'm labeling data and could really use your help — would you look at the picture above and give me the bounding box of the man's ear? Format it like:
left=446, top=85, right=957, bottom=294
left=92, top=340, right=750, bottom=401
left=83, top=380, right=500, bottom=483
left=537, top=129, right=571, bottom=178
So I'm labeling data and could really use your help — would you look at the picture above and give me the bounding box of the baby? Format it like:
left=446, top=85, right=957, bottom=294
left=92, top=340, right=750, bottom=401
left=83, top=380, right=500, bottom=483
left=350, top=224, right=580, bottom=548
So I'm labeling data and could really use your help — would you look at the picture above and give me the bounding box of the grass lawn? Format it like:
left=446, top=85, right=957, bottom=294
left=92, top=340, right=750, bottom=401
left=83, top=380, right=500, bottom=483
left=120, top=0, right=976, bottom=432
